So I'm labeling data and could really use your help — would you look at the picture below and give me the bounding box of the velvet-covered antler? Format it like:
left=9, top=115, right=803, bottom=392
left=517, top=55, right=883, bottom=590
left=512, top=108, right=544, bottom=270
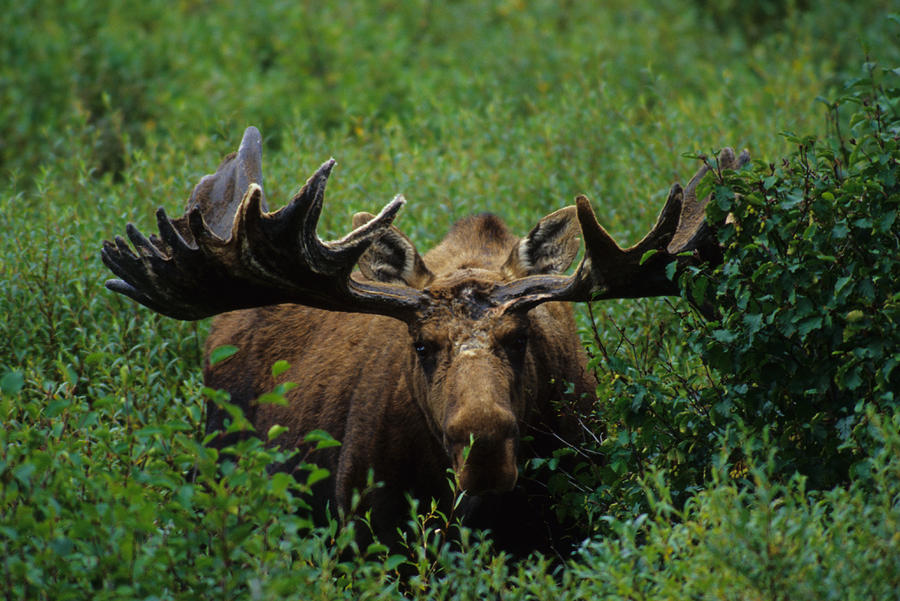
left=492, top=148, right=750, bottom=312
left=102, top=127, right=426, bottom=321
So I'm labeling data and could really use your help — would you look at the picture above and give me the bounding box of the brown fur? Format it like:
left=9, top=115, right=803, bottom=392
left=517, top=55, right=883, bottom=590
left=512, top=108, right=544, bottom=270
left=203, top=214, right=597, bottom=552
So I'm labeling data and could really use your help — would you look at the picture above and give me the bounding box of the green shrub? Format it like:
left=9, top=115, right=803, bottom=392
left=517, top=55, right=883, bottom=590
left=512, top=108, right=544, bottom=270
left=571, top=408, right=900, bottom=601
left=568, top=58, right=900, bottom=527
left=696, top=58, right=900, bottom=488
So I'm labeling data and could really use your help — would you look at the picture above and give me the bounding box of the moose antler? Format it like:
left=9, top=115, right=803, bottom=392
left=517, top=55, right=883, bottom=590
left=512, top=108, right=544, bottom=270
left=102, top=126, right=427, bottom=320
left=493, top=148, right=750, bottom=311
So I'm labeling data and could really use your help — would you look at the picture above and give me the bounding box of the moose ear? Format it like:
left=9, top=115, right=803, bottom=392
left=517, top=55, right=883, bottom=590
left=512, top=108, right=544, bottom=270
left=503, top=206, right=581, bottom=278
left=352, top=212, right=434, bottom=288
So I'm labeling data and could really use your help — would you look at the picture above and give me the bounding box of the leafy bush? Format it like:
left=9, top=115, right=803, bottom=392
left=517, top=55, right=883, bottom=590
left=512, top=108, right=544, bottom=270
left=572, top=408, right=900, bottom=601
left=577, top=59, right=900, bottom=526
left=697, top=58, right=900, bottom=488
left=3, top=1, right=900, bottom=598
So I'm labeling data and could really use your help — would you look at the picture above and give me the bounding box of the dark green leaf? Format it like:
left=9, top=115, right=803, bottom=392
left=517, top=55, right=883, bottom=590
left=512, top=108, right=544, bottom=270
left=209, top=345, right=239, bottom=366
left=1, top=371, right=24, bottom=396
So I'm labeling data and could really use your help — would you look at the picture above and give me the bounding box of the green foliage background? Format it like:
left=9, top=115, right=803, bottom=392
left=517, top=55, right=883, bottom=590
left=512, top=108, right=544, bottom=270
left=2, top=0, right=899, bottom=598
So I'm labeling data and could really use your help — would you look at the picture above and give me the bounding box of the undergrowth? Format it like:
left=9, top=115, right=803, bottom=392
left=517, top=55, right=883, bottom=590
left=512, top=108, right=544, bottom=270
left=2, top=1, right=899, bottom=599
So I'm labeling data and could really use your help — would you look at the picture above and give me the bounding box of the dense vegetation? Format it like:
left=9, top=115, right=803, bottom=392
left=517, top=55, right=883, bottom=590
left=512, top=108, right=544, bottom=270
left=2, top=1, right=898, bottom=598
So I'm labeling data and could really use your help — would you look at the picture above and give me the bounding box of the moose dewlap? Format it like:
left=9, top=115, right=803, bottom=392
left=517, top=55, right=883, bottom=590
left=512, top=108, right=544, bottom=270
left=102, top=126, right=747, bottom=552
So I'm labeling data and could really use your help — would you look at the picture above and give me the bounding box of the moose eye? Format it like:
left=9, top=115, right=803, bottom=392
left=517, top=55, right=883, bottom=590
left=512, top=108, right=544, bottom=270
left=413, top=340, right=438, bottom=376
left=414, top=339, right=439, bottom=360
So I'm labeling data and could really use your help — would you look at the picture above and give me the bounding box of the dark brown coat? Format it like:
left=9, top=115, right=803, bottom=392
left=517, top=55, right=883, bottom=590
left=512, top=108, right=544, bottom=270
left=204, top=213, right=597, bottom=551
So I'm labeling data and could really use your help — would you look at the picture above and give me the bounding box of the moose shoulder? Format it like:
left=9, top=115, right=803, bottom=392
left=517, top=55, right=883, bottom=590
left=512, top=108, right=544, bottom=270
left=102, top=126, right=748, bottom=553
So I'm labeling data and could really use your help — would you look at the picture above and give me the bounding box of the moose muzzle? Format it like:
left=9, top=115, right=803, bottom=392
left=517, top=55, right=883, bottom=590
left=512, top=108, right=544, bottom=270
left=450, top=434, right=518, bottom=494
left=443, top=394, right=520, bottom=494
left=438, top=331, right=523, bottom=494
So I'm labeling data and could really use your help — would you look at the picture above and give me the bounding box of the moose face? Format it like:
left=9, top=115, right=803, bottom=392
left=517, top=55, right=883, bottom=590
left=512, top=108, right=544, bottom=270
left=406, top=276, right=533, bottom=495
left=344, top=208, right=586, bottom=496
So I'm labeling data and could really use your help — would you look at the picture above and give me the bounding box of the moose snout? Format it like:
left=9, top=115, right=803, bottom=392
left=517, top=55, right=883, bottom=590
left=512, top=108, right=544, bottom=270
left=444, top=408, right=519, bottom=494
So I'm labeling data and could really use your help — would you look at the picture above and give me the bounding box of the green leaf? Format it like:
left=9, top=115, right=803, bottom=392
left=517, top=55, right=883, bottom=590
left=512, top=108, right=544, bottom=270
left=384, top=554, right=407, bottom=571
left=176, top=485, right=194, bottom=509
left=715, top=185, right=734, bottom=210
left=665, top=259, right=678, bottom=281
left=831, top=223, right=850, bottom=239
left=802, top=222, right=818, bottom=240
left=257, top=392, right=288, bottom=406
left=271, top=360, right=291, bottom=378
left=306, top=467, right=330, bottom=487
left=13, top=463, right=36, bottom=486
left=0, top=371, right=24, bottom=396
left=267, top=424, right=289, bottom=441
left=55, top=360, right=78, bottom=386
left=270, top=472, right=293, bottom=496
left=743, top=313, right=764, bottom=334
left=45, top=399, right=71, bottom=418
left=797, top=316, right=822, bottom=336
left=304, top=429, right=341, bottom=449
left=845, top=310, right=864, bottom=323
left=366, top=542, right=389, bottom=555
left=639, top=249, right=658, bottom=266
left=876, top=210, right=896, bottom=232
left=712, top=329, right=738, bottom=344
left=273, top=382, right=298, bottom=395
left=838, top=364, right=863, bottom=390
left=834, top=275, right=854, bottom=296
left=209, top=345, right=239, bottom=366
left=84, top=351, right=108, bottom=366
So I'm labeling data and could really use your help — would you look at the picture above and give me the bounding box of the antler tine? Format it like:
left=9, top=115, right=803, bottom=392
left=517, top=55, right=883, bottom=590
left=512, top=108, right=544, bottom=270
left=491, top=187, right=684, bottom=313
left=493, top=147, right=749, bottom=313
left=102, top=127, right=427, bottom=321
left=260, top=158, right=338, bottom=273
left=580, top=147, right=750, bottom=298
left=668, top=147, right=750, bottom=255
left=571, top=147, right=749, bottom=301
left=188, top=125, right=266, bottom=240
left=533, top=186, right=680, bottom=304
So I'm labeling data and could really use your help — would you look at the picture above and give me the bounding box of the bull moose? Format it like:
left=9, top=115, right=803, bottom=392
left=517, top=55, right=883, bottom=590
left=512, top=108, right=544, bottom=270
left=102, top=126, right=747, bottom=553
